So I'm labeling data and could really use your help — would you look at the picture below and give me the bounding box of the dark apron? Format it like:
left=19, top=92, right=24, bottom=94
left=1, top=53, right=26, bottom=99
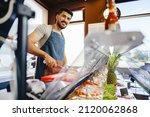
left=35, top=31, right=65, bottom=79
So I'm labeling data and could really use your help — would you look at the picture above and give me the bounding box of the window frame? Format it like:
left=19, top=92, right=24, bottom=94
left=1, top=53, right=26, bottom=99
left=70, top=7, right=85, bottom=23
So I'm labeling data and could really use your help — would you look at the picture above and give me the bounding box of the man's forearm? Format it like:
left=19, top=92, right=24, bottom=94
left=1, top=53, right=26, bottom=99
left=28, top=42, right=47, bottom=59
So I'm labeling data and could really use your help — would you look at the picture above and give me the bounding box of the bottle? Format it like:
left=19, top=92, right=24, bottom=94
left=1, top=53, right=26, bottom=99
left=105, top=0, right=119, bottom=31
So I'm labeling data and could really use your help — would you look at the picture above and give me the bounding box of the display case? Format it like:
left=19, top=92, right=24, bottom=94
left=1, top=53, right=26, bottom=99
left=129, top=68, right=149, bottom=96
left=39, top=31, right=145, bottom=100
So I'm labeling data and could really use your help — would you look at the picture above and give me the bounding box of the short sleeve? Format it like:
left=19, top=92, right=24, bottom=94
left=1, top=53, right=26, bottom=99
left=34, top=24, right=47, bottom=39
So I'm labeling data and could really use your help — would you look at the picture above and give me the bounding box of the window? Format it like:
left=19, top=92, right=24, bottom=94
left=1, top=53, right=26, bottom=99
left=116, top=0, right=150, bottom=16
left=116, top=0, right=150, bottom=67
left=8, top=0, right=48, bottom=36
left=24, top=0, right=48, bottom=33
left=63, top=22, right=84, bottom=66
left=63, top=9, right=84, bottom=66
left=70, top=9, right=84, bottom=22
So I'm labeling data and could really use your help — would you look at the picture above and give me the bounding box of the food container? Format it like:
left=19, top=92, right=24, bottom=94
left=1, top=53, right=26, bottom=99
left=41, top=31, right=144, bottom=100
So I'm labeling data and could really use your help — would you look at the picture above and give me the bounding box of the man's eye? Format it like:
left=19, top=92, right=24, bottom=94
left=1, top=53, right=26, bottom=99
left=67, top=17, right=71, bottom=21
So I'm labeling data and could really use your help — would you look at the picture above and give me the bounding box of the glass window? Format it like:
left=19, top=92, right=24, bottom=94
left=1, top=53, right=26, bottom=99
left=24, top=0, right=48, bottom=33
left=117, top=0, right=150, bottom=67
left=119, top=17, right=150, bottom=51
left=63, top=22, right=85, bottom=66
left=71, top=9, right=84, bottom=22
left=8, top=0, right=48, bottom=36
left=119, top=17, right=150, bottom=67
left=63, top=9, right=85, bottom=66
left=116, top=0, right=150, bottom=16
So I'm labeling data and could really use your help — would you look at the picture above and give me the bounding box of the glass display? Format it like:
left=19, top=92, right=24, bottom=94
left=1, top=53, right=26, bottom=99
left=40, top=31, right=144, bottom=100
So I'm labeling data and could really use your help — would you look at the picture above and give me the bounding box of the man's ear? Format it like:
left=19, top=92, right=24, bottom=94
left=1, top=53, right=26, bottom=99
left=55, top=14, right=59, bottom=21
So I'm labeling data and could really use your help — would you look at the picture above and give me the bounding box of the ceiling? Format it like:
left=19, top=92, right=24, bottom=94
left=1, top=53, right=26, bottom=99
left=35, top=0, right=86, bottom=8
left=35, top=0, right=139, bottom=9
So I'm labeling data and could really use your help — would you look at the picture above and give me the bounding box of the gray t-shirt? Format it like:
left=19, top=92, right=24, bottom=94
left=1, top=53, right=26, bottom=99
left=34, top=24, right=52, bottom=48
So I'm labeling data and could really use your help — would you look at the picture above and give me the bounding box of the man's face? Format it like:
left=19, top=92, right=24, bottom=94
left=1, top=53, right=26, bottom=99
left=56, top=11, right=72, bottom=29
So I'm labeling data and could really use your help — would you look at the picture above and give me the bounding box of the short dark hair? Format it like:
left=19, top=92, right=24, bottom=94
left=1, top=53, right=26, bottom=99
left=56, top=8, right=73, bottom=17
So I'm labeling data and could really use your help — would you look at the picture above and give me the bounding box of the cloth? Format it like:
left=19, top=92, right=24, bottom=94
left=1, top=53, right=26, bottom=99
left=35, top=29, right=65, bottom=79
left=34, top=24, right=52, bottom=48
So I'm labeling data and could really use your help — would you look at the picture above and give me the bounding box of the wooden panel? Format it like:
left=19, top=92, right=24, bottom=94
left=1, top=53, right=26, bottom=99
left=36, top=0, right=83, bottom=8
left=48, top=0, right=106, bottom=35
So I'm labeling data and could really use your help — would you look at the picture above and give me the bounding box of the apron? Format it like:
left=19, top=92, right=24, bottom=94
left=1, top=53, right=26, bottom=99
left=35, top=30, right=65, bottom=79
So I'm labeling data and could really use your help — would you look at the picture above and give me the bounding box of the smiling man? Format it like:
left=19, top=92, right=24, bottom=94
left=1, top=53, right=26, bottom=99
left=28, top=8, right=73, bottom=79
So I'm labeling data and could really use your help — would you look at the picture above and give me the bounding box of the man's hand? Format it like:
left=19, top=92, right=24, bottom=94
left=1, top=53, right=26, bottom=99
left=44, top=54, right=57, bottom=68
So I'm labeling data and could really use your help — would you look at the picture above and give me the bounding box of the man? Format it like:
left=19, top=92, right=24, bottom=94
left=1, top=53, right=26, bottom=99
left=28, top=8, right=73, bottom=79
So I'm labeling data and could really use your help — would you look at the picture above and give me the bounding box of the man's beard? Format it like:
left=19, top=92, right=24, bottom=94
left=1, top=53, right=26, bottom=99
left=57, top=21, right=67, bottom=29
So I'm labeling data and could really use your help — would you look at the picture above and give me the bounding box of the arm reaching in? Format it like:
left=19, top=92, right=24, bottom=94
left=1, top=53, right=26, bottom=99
left=28, top=32, right=57, bottom=68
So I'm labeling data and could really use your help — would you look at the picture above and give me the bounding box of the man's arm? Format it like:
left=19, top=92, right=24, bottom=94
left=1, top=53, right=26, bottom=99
left=28, top=32, right=57, bottom=68
left=28, top=32, right=46, bottom=57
